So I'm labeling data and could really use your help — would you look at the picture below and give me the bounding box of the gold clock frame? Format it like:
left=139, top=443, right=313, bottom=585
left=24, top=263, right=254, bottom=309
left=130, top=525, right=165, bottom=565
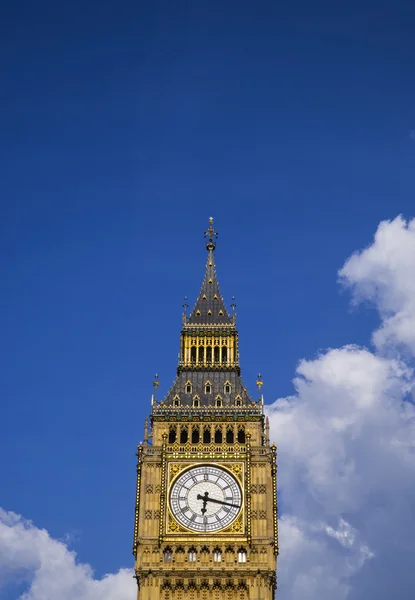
left=165, top=461, right=246, bottom=537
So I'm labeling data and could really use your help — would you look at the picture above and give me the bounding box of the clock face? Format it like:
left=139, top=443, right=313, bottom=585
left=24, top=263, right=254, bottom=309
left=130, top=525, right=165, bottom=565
left=169, top=465, right=242, bottom=532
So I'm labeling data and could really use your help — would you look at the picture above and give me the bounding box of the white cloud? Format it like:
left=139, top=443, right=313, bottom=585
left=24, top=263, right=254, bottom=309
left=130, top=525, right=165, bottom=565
left=2, top=216, right=415, bottom=600
left=339, top=215, right=415, bottom=352
left=0, top=509, right=134, bottom=600
left=267, top=216, right=415, bottom=599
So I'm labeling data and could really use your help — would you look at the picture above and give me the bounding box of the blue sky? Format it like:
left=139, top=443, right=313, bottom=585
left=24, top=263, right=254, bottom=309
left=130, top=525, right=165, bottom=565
left=1, top=1, right=415, bottom=598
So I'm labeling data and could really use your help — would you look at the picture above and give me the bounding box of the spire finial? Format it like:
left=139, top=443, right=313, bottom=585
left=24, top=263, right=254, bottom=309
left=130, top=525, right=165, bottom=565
left=256, top=373, right=263, bottom=398
left=182, top=296, right=188, bottom=324
left=204, top=216, right=218, bottom=251
left=153, top=373, right=159, bottom=397
left=231, top=296, right=236, bottom=322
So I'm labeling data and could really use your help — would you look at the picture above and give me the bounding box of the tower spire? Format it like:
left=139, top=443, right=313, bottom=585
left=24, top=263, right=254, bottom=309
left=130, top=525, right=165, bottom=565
left=187, top=218, right=232, bottom=325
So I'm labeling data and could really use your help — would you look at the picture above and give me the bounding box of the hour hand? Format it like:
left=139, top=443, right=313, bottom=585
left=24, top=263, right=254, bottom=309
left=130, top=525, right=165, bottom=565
left=197, top=492, right=240, bottom=509
left=197, top=491, right=209, bottom=515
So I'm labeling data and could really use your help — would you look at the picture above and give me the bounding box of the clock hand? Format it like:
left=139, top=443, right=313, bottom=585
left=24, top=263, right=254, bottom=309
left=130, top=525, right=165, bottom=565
left=197, top=491, right=209, bottom=515
left=197, top=493, right=240, bottom=509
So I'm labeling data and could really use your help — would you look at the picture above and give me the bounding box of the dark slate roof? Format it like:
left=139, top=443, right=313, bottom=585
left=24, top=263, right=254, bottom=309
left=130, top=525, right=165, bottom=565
left=160, top=370, right=251, bottom=408
left=187, top=250, right=233, bottom=325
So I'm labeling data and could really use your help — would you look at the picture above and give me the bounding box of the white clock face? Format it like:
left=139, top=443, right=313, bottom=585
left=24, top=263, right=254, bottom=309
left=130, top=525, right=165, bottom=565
left=169, top=465, right=242, bottom=532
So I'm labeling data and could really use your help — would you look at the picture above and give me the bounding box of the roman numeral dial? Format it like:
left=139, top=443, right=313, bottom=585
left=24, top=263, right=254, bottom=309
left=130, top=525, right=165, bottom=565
left=169, top=465, right=242, bottom=532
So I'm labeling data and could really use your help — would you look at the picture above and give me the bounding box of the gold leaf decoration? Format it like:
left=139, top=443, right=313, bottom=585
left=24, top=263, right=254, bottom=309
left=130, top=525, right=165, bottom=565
left=229, top=464, right=243, bottom=480
left=169, top=463, right=187, bottom=479
left=167, top=513, right=187, bottom=533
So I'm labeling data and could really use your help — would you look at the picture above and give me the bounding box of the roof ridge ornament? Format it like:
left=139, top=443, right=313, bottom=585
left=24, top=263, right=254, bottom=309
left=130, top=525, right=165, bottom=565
left=231, top=296, right=236, bottom=324
left=204, top=216, right=218, bottom=251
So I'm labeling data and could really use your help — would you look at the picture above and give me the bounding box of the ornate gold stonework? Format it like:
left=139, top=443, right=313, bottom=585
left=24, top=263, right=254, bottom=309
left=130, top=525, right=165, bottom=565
left=133, top=219, right=278, bottom=600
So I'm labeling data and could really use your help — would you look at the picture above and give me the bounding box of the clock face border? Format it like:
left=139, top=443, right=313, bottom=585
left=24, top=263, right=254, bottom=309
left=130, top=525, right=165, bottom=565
left=168, top=463, right=243, bottom=533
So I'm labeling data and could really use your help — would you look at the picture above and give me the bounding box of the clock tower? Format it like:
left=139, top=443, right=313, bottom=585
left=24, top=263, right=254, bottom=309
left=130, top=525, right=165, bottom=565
left=133, top=218, right=278, bottom=600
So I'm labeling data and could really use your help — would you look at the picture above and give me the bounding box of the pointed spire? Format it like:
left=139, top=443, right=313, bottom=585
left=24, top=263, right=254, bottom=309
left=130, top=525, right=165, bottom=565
left=256, top=373, right=263, bottom=399
left=182, top=296, right=188, bottom=325
left=265, top=416, right=270, bottom=447
left=151, top=374, right=159, bottom=407
left=188, top=218, right=233, bottom=325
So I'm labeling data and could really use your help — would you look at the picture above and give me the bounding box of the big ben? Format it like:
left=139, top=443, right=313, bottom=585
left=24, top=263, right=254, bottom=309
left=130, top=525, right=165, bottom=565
left=133, top=218, right=278, bottom=600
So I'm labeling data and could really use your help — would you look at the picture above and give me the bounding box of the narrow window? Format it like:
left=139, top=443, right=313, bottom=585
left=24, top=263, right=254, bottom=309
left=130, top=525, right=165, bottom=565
left=238, top=549, right=247, bottom=563
left=213, top=549, right=222, bottom=563
left=214, top=346, right=220, bottom=363
left=199, top=347, right=204, bottom=362
left=222, top=347, right=227, bottom=363
left=203, top=428, right=211, bottom=443
left=189, top=548, right=197, bottom=562
left=237, top=428, right=245, bottom=444
left=224, top=382, right=231, bottom=394
left=173, top=395, right=180, bottom=407
left=216, top=398, right=222, bottom=408
left=168, top=426, right=177, bottom=444
left=180, top=427, right=188, bottom=444
left=192, top=427, right=200, bottom=444
left=164, top=548, right=173, bottom=562
left=215, top=428, right=222, bottom=443
left=193, top=398, right=199, bottom=408
left=226, top=429, right=234, bottom=444
left=191, top=347, right=197, bottom=363
left=185, top=381, right=192, bottom=394
left=205, top=382, right=212, bottom=394
left=206, top=346, right=212, bottom=363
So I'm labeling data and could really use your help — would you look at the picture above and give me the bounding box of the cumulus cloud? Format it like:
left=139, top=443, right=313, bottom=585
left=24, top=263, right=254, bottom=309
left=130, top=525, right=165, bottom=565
left=2, top=216, right=415, bottom=600
left=267, top=216, right=415, bottom=599
left=339, top=215, right=415, bottom=352
left=0, top=509, right=134, bottom=600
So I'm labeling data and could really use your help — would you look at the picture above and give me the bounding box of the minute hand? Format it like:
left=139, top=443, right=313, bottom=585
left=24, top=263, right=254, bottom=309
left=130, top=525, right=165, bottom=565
left=197, top=494, right=240, bottom=509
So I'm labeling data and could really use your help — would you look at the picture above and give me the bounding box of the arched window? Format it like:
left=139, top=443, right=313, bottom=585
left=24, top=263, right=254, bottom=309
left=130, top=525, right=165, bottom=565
left=214, top=346, right=220, bottom=363
left=185, top=381, right=192, bottom=394
left=192, top=426, right=200, bottom=444
left=215, top=428, right=222, bottom=443
left=199, top=347, right=204, bottom=363
left=180, top=427, right=188, bottom=444
left=226, top=428, right=234, bottom=444
left=222, top=347, right=227, bottom=363
left=205, top=381, right=212, bottom=394
left=173, top=395, right=180, bottom=407
left=193, top=397, right=199, bottom=408
left=206, top=346, right=212, bottom=363
left=238, top=548, right=247, bottom=563
left=237, top=428, right=245, bottom=444
left=191, top=347, right=197, bottom=363
left=168, top=426, right=177, bottom=444
left=188, top=547, right=197, bottom=562
left=164, top=547, right=173, bottom=562
left=203, top=427, right=211, bottom=443
left=213, top=549, right=222, bottom=563
left=216, top=397, right=222, bottom=408
left=224, top=382, right=231, bottom=394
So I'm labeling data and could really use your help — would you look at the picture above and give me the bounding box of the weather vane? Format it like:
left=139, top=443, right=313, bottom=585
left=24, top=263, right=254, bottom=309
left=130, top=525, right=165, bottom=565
left=204, top=216, right=218, bottom=251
